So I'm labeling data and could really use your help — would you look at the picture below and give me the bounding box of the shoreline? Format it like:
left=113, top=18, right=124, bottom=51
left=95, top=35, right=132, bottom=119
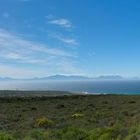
left=0, top=90, right=139, bottom=97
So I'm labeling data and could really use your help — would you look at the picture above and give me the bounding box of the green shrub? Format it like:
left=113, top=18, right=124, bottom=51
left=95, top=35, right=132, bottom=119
left=0, top=132, right=14, bottom=140
left=26, top=129, right=53, bottom=140
left=23, top=136, right=33, bottom=140
left=30, top=129, right=45, bottom=140
left=88, top=127, right=123, bottom=140
left=124, top=134, right=135, bottom=140
left=98, top=133, right=111, bottom=140
left=88, top=128, right=103, bottom=139
left=61, top=127, right=88, bottom=140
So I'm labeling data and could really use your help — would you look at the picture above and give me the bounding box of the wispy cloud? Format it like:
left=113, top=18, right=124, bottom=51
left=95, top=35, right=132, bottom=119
left=48, top=17, right=72, bottom=28
left=3, top=52, right=23, bottom=60
left=0, top=29, right=74, bottom=59
left=47, top=15, right=78, bottom=45
left=0, top=28, right=79, bottom=74
left=52, top=34, right=79, bottom=46
left=0, top=29, right=84, bottom=77
left=0, top=52, right=49, bottom=65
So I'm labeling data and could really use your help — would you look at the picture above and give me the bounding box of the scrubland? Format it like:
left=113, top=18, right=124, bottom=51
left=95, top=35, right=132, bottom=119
left=0, top=92, right=140, bottom=139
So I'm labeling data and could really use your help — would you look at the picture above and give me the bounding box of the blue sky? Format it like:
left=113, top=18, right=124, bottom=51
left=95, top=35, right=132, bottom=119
left=0, top=0, right=140, bottom=78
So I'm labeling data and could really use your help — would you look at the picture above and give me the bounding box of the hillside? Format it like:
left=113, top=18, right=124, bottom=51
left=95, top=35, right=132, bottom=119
left=0, top=93, right=140, bottom=139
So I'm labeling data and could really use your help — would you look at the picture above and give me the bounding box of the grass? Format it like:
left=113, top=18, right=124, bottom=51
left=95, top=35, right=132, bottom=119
left=0, top=91, right=140, bottom=139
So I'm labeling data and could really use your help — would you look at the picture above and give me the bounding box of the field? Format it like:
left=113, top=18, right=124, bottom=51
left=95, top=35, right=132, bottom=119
left=0, top=91, right=140, bottom=139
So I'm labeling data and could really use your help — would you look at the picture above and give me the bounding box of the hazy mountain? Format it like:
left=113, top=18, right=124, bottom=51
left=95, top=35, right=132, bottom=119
left=0, top=75, right=124, bottom=81
left=32, top=75, right=91, bottom=80
left=95, top=75, right=123, bottom=80
left=0, top=77, right=15, bottom=81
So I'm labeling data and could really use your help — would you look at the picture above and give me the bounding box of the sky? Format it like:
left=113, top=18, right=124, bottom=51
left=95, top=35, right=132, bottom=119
left=0, top=0, right=140, bottom=78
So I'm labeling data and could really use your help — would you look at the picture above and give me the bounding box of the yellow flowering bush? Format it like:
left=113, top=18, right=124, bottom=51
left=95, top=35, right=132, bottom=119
left=71, top=113, right=84, bottom=119
left=34, top=117, right=54, bottom=128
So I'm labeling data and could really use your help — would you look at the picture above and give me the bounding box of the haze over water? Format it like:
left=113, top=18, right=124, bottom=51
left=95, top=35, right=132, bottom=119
left=0, top=80, right=140, bottom=94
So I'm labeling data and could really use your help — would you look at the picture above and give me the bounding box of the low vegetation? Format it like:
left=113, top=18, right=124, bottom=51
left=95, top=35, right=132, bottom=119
left=0, top=91, right=140, bottom=139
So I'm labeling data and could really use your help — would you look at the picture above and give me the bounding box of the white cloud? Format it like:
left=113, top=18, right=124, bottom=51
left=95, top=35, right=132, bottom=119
left=0, top=29, right=84, bottom=77
left=1, top=52, right=49, bottom=65
left=4, top=52, right=23, bottom=60
left=0, top=29, right=75, bottom=60
left=53, top=34, right=79, bottom=46
left=48, top=18, right=72, bottom=28
left=60, top=38, right=78, bottom=46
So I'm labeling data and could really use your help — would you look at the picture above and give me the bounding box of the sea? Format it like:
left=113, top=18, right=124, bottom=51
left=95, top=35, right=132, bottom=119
left=0, top=80, right=140, bottom=94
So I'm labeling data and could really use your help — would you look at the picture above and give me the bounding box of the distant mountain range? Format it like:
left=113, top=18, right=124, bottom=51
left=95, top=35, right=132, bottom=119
left=95, top=75, right=123, bottom=80
left=0, top=77, right=14, bottom=81
left=32, top=75, right=90, bottom=80
left=0, top=75, right=124, bottom=81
